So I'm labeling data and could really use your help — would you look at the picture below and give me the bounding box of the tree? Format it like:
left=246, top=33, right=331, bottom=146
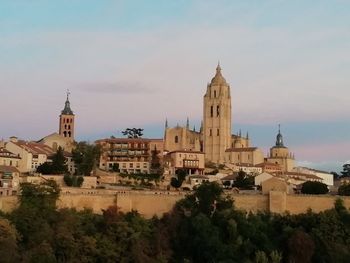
left=234, top=170, right=254, bottom=189
left=150, top=146, right=161, bottom=174
left=0, top=218, right=20, bottom=263
left=341, top=163, right=350, bottom=177
left=301, top=181, right=329, bottom=195
left=121, top=128, right=144, bottom=138
left=338, top=183, right=350, bottom=196
left=287, top=230, right=315, bottom=263
left=171, top=169, right=187, bottom=189
left=72, top=142, right=100, bottom=176
left=37, top=147, right=68, bottom=175
left=112, top=163, right=120, bottom=172
left=64, top=175, right=84, bottom=187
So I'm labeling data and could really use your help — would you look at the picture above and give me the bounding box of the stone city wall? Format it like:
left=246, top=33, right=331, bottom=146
left=1, top=190, right=350, bottom=218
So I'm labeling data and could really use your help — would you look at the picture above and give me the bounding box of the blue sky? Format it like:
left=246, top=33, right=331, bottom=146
left=1, top=1, right=349, bottom=172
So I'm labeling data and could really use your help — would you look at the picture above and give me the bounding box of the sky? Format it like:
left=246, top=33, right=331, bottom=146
left=0, top=0, right=349, bottom=172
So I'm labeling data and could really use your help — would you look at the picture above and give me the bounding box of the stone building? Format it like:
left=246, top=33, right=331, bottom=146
left=164, top=150, right=205, bottom=175
left=59, top=91, right=75, bottom=141
left=203, top=64, right=232, bottom=163
left=163, top=118, right=202, bottom=153
left=96, top=138, right=163, bottom=174
left=0, top=147, right=20, bottom=168
left=266, top=126, right=295, bottom=172
left=164, top=64, right=260, bottom=166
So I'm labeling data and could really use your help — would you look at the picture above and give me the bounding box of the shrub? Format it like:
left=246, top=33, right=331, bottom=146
left=338, top=183, right=350, bottom=196
left=76, top=176, right=84, bottom=187
left=63, top=174, right=73, bottom=187
left=301, top=181, right=328, bottom=195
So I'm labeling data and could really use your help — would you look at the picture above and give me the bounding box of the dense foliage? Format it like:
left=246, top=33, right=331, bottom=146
left=1, top=182, right=350, bottom=262
left=37, top=147, right=68, bottom=175
left=121, top=128, right=144, bottom=138
left=338, top=183, right=350, bottom=196
left=234, top=170, right=255, bottom=189
left=72, top=142, right=100, bottom=176
left=301, top=181, right=329, bottom=195
left=64, top=175, right=84, bottom=187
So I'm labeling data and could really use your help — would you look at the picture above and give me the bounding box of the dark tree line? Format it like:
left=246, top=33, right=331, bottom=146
left=0, top=181, right=350, bottom=262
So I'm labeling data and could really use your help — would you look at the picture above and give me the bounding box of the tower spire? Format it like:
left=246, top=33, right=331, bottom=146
left=66, top=89, right=70, bottom=101
left=275, top=124, right=284, bottom=147
left=186, top=117, right=190, bottom=129
left=165, top=118, right=168, bottom=129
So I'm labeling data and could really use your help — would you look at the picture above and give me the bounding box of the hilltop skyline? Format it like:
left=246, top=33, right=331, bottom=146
left=1, top=1, right=349, bottom=172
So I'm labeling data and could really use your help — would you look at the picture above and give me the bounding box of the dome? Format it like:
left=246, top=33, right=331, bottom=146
left=210, top=63, right=228, bottom=85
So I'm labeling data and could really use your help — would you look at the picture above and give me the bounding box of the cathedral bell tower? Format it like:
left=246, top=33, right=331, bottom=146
left=59, top=91, right=75, bottom=141
left=203, top=64, right=232, bottom=163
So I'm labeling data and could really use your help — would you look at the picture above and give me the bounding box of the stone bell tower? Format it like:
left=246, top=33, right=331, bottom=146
left=203, top=63, right=232, bottom=163
left=59, top=91, right=75, bottom=141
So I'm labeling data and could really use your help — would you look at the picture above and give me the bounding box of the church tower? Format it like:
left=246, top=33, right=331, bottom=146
left=203, top=64, right=232, bottom=163
left=59, top=91, right=75, bottom=141
left=267, top=125, right=295, bottom=172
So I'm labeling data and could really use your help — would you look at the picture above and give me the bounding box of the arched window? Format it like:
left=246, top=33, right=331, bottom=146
left=63, top=131, right=67, bottom=137
left=68, top=131, right=71, bottom=137
left=209, top=129, right=212, bottom=136
left=217, top=129, right=219, bottom=136
left=64, top=124, right=67, bottom=129
left=68, top=125, right=71, bottom=129
left=175, top=136, right=179, bottom=143
left=217, top=106, right=220, bottom=116
left=210, top=106, right=213, bottom=117
left=214, top=90, right=217, bottom=98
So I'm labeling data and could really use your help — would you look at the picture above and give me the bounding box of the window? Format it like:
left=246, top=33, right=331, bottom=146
left=209, top=129, right=212, bottom=136
left=210, top=106, right=213, bottom=117
left=175, top=136, right=179, bottom=143
left=217, top=105, right=220, bottom=116
left=214, top=90, right=217, bottom=97
left=129, top=163, right=133, bottom=168
left=217, top=129, right=219, bottom=136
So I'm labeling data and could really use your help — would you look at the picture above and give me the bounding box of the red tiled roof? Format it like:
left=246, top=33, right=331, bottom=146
left=285, top=172, right=322, bottom=180
left=12, top=140, right=55, bottom=155
left=95, top=138, right=162, bottom=144
left=0, top=147, right=21, bottom=159
left=255, top=162, right=281, bottom=168
left=167, top=150, right=204, bottom=154
left=225, top=147, right=258, bottom=152
left=0, top=165, right=20, bottom=173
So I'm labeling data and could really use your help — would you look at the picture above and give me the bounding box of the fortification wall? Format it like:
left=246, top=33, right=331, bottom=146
left=1, top=191, right=350, bottom=218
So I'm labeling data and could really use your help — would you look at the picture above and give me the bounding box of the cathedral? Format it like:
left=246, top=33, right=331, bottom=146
left=164, top=64, right=295, bottom=172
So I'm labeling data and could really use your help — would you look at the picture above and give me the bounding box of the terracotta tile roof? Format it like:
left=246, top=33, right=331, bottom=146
left=255, top=162, right=281, bottom=168
left=167, top=150, right=204, bottom=154
left=12, top=140, right=55, bottom=155
left=0, top=165, right=20, bottom=173
left=0, top=147, right=21, bottom=159
left=221, top=173, right=238, bottom=181
left=225, top=147, right=258, bottom=152
left=95, top=138, right=161, bottom=144
left=285, top=172, right=322, bottom=180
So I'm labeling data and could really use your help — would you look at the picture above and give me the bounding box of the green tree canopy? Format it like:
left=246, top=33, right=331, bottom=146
left=301, top=181, right=329, bottom=195
left=37, top=147, right=68, bottom=175
left=72, top=142, right=100, bottom=176
left=121, top=128, right=144, bottom=138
